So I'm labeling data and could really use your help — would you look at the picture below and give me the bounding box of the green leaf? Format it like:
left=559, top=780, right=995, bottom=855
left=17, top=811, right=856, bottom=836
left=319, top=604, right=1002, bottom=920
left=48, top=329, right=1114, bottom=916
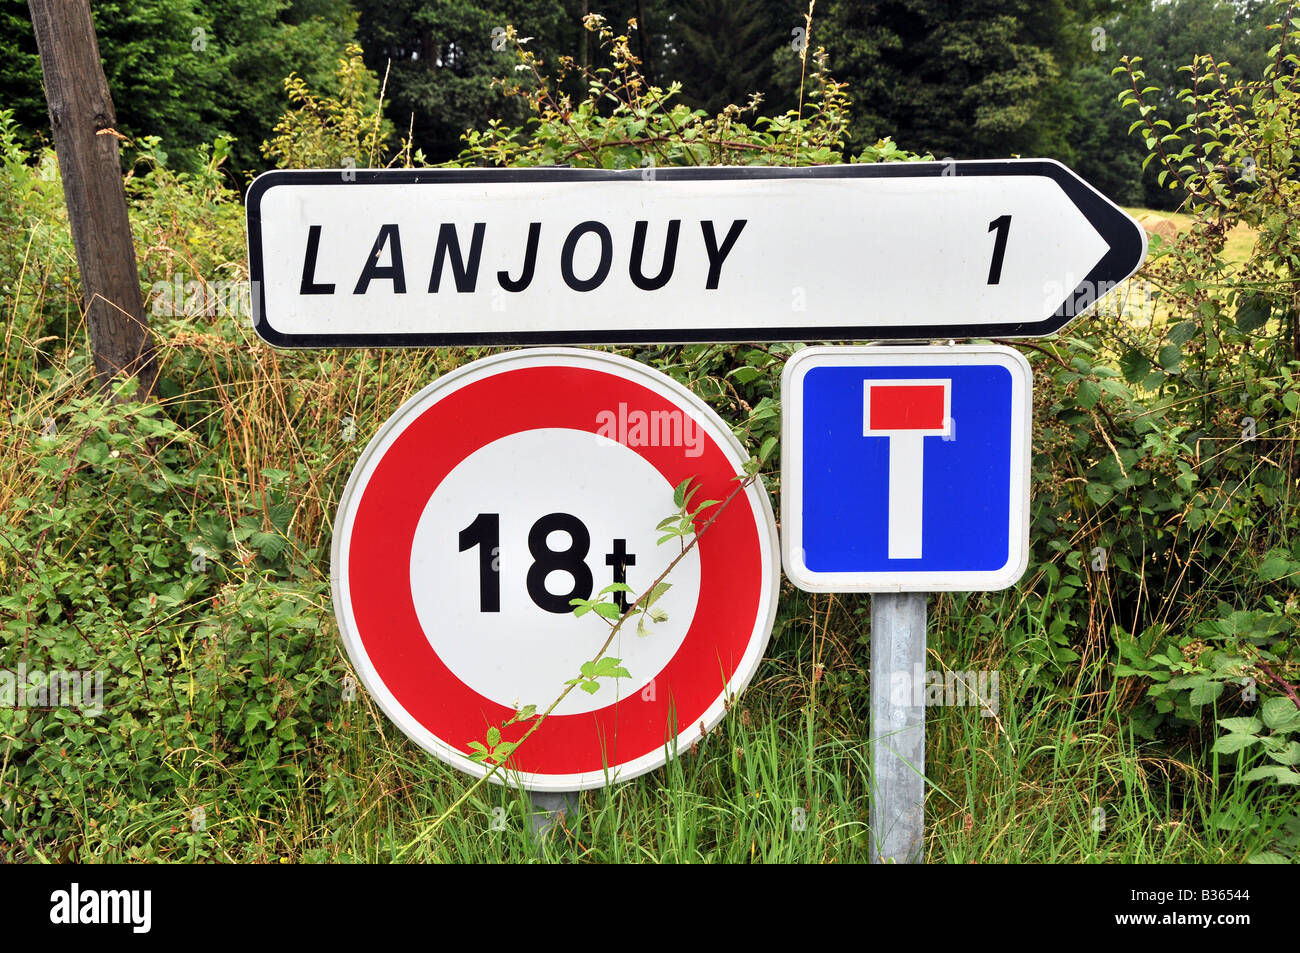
left=1076, top=380, right=1102, bottom=409
left=1267, top=741, right=1300, bottom=766
left=1157, top=343, right=1182, bottom=371
left=1168, top=320, right=1197, bottom=345
left=1241, top=765, right=1300, bottom=784
left=1235, top=294, right=1272, bottom=332
left=1212, top=732, right=1258, bottom=754
left=593, top=602, right=622, bottom=620
left=243, top=706, right=274, bottom=734
left=645, top=582, right=671, bottom=607
left=1217, top=716, right=1262, bottom=733
left=593, top=656, right=627, bottom=678
left=579, top=681, right=601, bottom=695
left=78, top=441, right=109, bottom=466
left=598, top=583, right=632, bottom=595
left=1142, top=369, right=1167, bottom=390
left=1262, top=697, right=1300, bottom=732
left=1086, top=481, right=1114, bottom=505
left=1120, top=349, right=1151, bottom=384
left=1190, top=680, right=1225, bottom=705
left=250, top=531, right=288, bottom=559
left=486, top=726, right=501, bottom=747
left=673, top=477, right=692, bottom=508
left=1256, top=551, right=1299, bottom=583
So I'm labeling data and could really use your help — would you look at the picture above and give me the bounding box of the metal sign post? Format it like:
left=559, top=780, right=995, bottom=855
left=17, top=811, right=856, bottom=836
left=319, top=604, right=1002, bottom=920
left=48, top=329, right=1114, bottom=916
left=870, top=592, right=927, bottom=863
left=529, top=791, right=580, bottom=852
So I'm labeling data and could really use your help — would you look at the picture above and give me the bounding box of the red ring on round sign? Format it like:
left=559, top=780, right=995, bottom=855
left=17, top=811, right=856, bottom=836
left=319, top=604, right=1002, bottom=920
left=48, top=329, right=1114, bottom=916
left=334, top=350, right=777, bottom=789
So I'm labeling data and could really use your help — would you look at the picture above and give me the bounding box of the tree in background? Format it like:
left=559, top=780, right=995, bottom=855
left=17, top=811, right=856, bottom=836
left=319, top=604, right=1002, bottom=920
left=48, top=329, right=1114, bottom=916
left=1059, top=62, right=1145, bottom=205
left=204, top=0, right=360, bottom=178
left=354, top=0, right=577, bottom=162
left=1040, top=0, right=1145, bottom=206
left=661, top=0, right=783, bottom=116
left=0, top=1, right=43, bottom=140
left=1, top=0, right=356, bottom=179
left=3, top=0, right=210, bottom=153
left=1106, top=0, right=1280, bottom=208
left=791, top=0, right=1072, bottom=160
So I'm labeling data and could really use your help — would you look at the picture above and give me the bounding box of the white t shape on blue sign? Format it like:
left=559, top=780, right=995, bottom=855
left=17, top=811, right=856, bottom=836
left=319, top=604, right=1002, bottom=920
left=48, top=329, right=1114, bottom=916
left=782, top=345, right=1032, bottom=593
left=862, top=378, right=952, bottom=559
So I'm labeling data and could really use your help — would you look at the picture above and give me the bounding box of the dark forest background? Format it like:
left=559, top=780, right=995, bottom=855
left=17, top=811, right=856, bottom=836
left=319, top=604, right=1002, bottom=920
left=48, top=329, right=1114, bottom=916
left=0, top=1, right=1284, bottom=207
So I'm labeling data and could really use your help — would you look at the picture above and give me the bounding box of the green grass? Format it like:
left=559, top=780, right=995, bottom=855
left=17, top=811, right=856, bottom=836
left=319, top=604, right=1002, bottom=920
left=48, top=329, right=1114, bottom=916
left=64, top=585, right=1284, bottom=865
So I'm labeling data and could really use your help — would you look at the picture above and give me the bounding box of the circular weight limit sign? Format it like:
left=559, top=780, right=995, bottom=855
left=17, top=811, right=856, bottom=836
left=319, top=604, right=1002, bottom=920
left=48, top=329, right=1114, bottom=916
left=332, top=349, right=779, bottom=791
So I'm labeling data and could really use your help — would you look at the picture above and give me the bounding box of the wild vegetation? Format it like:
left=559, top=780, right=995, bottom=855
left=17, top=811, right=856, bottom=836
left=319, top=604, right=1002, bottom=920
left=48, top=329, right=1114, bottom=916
left=0, top=7, right=1296, bottom=862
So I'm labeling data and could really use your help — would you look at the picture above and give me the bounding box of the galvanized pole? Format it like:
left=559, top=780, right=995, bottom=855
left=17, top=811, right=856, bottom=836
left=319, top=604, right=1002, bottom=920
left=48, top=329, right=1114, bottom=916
left=529, top=790, right=579, bottom=854
left=870, top=592, right=927, bottom=863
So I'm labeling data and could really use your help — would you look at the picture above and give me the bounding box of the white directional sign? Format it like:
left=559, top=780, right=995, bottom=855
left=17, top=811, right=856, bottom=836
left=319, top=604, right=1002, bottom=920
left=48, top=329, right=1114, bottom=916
left=332, top=349, right=779, bottom=791
left=783, top=345, right=1033, bottom=592
left=246, top=161, right=1147, bottom=347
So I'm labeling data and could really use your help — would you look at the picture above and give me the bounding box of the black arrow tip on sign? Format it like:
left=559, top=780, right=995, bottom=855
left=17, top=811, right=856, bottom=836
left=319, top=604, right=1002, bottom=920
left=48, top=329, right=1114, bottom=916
left=1035, top=160, right=1148, bottom=325
left=951, top=159, right=1148, bottom=334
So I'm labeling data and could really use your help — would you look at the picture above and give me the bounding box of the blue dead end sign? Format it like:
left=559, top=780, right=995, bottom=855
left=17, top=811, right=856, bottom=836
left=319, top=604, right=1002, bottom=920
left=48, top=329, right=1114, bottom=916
left=782, top=345, right=1033, bottom=592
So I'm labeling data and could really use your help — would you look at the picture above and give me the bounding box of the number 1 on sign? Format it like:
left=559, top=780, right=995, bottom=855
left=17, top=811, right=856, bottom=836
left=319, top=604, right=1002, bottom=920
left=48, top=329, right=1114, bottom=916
left=987, top=215, right=1011, bottom=284
left=458, top=513, right=501, bottom=612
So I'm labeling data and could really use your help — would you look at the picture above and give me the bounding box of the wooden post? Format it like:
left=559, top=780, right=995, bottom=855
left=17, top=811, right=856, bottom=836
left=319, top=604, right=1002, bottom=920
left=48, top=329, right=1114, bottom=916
left=29, top=0, right=157, bottom=399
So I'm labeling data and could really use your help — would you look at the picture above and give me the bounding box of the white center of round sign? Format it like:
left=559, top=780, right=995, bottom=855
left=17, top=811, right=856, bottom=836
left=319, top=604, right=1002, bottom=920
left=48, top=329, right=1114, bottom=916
left=409, top=427, right=701, bottom=716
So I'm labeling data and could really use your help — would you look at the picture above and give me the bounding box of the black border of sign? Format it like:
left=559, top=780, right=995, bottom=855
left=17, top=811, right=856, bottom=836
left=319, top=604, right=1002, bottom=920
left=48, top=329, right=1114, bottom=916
left=245, top=159, right=1147, bottom=348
